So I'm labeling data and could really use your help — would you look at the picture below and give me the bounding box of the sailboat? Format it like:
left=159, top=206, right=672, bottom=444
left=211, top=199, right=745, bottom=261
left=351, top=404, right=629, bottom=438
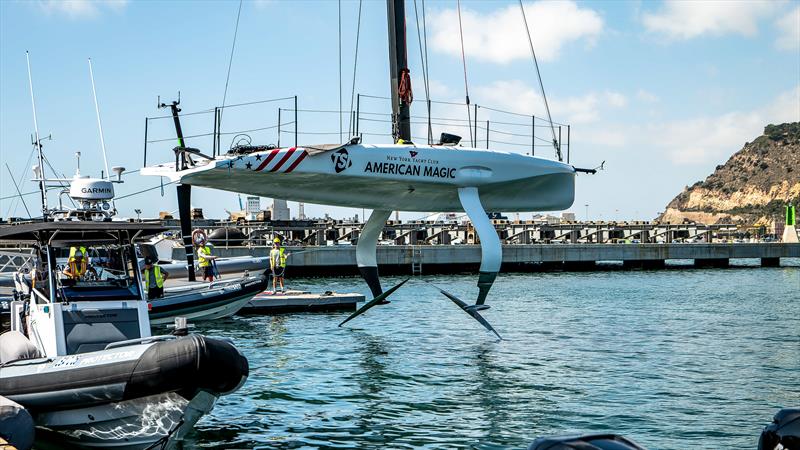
left=143, top=0, right=592, bottom=338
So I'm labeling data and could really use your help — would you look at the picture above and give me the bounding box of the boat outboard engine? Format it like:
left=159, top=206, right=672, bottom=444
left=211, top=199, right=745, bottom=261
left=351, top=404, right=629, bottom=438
left=759, top=407, right=800, bottom=450
left=528, top=434, right=647, bottom=450
left=0, top=395, right=34, bottom=450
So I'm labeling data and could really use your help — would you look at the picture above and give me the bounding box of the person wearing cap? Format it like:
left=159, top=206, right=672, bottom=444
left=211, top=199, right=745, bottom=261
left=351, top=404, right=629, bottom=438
left=195, top=235, right=218, bottom=282
left=269, top=237, right=290, bottom=293
left=63, top=246, right=95, bottom=280
left=143, top=257, right=169, bottom=299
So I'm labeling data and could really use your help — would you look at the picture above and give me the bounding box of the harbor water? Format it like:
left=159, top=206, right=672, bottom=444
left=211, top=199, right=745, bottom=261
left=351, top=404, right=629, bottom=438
left=186, top=264, right=799, bottom=449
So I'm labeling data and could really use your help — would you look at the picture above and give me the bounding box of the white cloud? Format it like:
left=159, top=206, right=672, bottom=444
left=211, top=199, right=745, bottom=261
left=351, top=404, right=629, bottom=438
left=472, top=80, right=626, bottom=125
left=605, top=91, right=627, bottom=108
left=636, top=89, right=659, bottom=103
left=642, top=86, right=799, bottom=164
left=642, top=0, right=782, bottom=40
left=428, top=1, right=603, bottom=64
left=38, top=0, right=127, bottom=19
left=775, top=6, right=800, bottom=50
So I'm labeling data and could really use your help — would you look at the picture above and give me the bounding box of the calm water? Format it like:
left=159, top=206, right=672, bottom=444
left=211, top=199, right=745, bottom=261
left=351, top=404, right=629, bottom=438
left=186, top=265, right=800, bottom=449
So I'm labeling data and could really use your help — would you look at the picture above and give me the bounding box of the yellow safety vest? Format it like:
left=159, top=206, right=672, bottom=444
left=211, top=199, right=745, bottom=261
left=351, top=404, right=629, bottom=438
left=143, top=266, right=165, bottom=289
left=197, top=246, right=212, bottom=267
left=270, top=247, right=287, bottom=268
left=67, top=246, right=88, bottom=279
left=67, top=259, right=87, bottom=279
left=69, top=246, right=87, bottom=260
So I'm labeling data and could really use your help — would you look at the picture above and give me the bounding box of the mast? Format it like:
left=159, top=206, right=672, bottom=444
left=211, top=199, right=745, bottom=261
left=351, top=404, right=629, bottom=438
left=387, top=0, right=411, bottom=142
left=25, top=51, right=47, bottom=219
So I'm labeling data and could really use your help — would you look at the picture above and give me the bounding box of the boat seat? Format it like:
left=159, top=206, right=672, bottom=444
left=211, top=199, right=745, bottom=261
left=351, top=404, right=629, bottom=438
left=0, top=331, right=42, bottom=364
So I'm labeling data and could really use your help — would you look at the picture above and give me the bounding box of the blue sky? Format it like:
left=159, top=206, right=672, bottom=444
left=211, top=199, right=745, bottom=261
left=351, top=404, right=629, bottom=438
left=1, top=0, right=798, bottom=222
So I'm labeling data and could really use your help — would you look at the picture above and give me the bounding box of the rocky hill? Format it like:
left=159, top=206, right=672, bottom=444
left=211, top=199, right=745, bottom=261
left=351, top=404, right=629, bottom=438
left=658, top=122, right=800, bottom=226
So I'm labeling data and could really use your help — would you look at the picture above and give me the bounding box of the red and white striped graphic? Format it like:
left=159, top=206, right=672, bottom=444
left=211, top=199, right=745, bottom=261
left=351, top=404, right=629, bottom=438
left=253, top=147, right=308, bottom=173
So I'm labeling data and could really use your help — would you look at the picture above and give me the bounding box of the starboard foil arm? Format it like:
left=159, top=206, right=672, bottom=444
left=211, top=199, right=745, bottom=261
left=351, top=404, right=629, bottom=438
left=432, top=284, right=502, bottom=340
left=427, top=186, right=502, bottom=338
left=458, top=186, right=500, bottom=305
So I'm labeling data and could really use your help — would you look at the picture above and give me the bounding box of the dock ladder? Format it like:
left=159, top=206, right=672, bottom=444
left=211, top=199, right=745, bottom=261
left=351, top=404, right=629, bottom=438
left=411, top=247, right=423, bottom=275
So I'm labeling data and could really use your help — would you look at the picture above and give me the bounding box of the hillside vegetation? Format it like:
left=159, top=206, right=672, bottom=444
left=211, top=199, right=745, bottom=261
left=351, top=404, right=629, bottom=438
left=658, top=122, right=800, bottom=226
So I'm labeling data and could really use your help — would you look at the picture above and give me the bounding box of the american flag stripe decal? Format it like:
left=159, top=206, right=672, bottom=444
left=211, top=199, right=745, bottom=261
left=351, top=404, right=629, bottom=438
left=283, top=150, right=307, bottom=173
left=269, top=147, right=297, bottom=172
left=255, top=149, right=280, bottom=171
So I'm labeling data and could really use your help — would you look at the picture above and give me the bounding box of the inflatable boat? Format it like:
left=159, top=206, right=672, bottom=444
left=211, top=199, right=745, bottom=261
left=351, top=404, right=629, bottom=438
left=0, top=221, right=249, bottom=449
left=149, top=272, right=268, bottom=325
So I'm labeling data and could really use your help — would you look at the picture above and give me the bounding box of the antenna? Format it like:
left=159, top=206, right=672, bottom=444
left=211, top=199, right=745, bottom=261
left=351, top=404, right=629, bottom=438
left=88, top=58, right=111, bottom=181
left=26, top=51, right=48, bottom=217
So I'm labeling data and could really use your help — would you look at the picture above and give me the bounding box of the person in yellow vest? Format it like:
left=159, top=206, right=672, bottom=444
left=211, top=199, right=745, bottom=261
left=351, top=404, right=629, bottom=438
left=269, top=238, right=290, bottom=293
left=143, top=257, right=169, bottom=299
left=196, top=238, right=218, bottom=282
left=62, top=246, right=95, bottom=280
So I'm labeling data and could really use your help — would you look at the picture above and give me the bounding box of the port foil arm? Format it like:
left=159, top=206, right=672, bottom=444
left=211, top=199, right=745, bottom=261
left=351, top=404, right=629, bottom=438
left=357, top=209, right=392, bottom=297
left=457, top=187, right=500, bottom=305
left=339, top=278, right=409, bottom=327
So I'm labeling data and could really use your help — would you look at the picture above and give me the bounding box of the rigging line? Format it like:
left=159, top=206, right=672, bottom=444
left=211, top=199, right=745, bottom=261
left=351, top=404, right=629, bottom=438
left=347, top=0, right=363, bottom=137
left=422, top=0, right=432, bottom=144
left=221, top=0, right=244, bottom=120
left=5, top=146, right=36, bottom=217
left=338, top=0, right=343, bottom=143
left=518, top=0, right=561, bottom=161
left=41, top=155, right=76, bottom=208
left=5, top=164, right=31, bottom=218
left=456, top=0, right=473, bottom=147
left=413, top=0, right=431, bottom=144
left=0, top=190, right=39, bottom=202
left=116, top=180, right=178, bottom=200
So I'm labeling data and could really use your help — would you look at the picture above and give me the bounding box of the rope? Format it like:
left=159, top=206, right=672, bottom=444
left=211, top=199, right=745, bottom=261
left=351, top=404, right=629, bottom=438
left=456, top=0, right=473, bottom=147
left=338, top=0, right=343, bottom=143
left=5, top=164, right=31, bottom=218
left=519, top=0, right=561, bottom=161
left=4, top=145, right=36, bottom=217
left=413, top=0, right=432, bottom=144
left=347, top=0, right=363, bottom=137
left=116, top=180, right=178, bottom=200
left=221, top=0, right=243, bottom=119
left=422, top=0, right=432, bottom=144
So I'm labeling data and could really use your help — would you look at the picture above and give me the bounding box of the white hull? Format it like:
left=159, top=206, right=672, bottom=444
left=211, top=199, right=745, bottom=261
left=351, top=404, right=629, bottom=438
left=149, top=292, right=253, bottom=325
left=34, top=391, right=216, bottom=450
left=144, top=144, right=576, bottom=212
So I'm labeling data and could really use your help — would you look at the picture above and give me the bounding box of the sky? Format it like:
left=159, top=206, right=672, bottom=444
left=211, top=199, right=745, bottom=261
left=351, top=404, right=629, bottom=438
left=1, top=0, right=798, bottom=222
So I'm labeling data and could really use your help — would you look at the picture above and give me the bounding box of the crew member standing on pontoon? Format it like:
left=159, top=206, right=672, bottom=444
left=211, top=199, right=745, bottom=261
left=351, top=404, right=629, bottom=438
left=269, top=238, right=290, bottom=293
left=143, top=257, right=169, bottom=299
left=194, top=231, right=218, bottom=282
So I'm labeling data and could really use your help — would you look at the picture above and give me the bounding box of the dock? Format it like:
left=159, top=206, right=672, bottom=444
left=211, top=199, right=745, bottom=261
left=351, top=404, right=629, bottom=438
left=174, top=243, right=800, bottom=275
left=239, top=290, right=364, bottom=314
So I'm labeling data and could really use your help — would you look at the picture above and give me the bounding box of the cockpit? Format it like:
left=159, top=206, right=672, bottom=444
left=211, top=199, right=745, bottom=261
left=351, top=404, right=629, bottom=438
left=53, top=244, right=142, bottom=301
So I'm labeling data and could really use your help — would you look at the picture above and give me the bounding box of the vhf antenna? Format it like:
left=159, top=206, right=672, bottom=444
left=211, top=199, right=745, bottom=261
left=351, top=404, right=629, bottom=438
left=88, top=58, right=111, bottom=182
left=25, top=51, right=47, bottom=218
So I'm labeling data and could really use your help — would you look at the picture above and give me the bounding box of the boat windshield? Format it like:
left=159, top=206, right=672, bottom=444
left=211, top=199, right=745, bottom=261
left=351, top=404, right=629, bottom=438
left=54, top=244, right=141, bottom=301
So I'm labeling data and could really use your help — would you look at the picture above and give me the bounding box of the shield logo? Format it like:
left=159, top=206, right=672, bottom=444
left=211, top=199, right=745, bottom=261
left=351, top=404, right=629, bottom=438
left=331, top=148, right=352, bottom=173
left=409, top=150, right=418, bottom=158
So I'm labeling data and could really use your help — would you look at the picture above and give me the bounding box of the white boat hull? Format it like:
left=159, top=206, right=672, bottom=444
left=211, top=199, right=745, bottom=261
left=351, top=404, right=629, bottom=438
left=34, top=391, right=216, bottom=450
left=144, top=144, right=576, bottom=212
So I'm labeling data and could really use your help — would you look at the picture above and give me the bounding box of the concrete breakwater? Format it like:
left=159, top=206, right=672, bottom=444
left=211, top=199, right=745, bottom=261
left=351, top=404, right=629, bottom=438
left=173, top=243, right=800, bottom=276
